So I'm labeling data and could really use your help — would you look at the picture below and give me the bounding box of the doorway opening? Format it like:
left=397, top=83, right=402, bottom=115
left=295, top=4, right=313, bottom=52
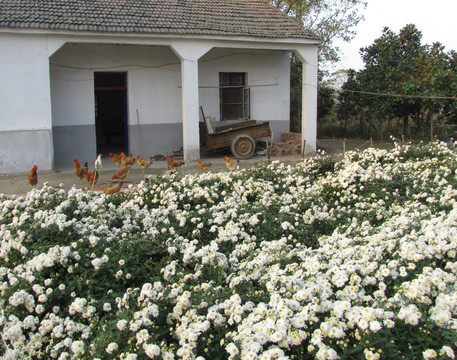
left=94, top=72, right=128, bottom=156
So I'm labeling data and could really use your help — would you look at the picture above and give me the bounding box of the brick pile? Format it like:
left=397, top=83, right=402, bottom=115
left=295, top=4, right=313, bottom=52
left=270, top=132, right=302, bottom=157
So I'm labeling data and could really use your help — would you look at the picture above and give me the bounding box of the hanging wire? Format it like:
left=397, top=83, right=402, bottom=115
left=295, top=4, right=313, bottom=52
left=339, top=89, right=457, bottom=101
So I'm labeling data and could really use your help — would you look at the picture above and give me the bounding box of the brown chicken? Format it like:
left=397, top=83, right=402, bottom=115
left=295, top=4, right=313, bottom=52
left=167, top=156, right=184, bottom=171
left=83, top=167, right=99, bottom=185
left=28, top=165, right=38, bottom=186
left=73, top=159, right=84, bottom=183
left=121, top=152, right=135, bottom=168
left=111, top=166, right=129, bottom=180
left=137, top=155, right=152, bottom=175
left=224, top=156, right=239, bottom=172
left=102, top=181, right=123, bottom=195
left=109, top=153, right=122, bottom=168
left=197, top=158, right=211, bottom=171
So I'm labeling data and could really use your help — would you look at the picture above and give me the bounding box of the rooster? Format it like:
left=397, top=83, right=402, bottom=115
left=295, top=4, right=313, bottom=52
left=73, top=159, right=84, bottom=183
left=224, top=156, right=239, bottom=172
left=137, top=155, right=152, bottom=175
left=197, top=158, right=211, bottom=171
left=102, top=181, right=123, bottom=195
left=83, top=167, right=99, bottom=185
left=167, top=156, right=184, bottom=171
left=121, top=152, right=135, bottom=168
left=28, top=165, right=38, bottom=186
left=111, top=166, right=129, bottom=181
left=109, top=153, right=122, bottom=168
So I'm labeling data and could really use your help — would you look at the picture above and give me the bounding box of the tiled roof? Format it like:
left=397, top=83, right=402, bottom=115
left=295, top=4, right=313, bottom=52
left=0, top=0, right=318, bottom=40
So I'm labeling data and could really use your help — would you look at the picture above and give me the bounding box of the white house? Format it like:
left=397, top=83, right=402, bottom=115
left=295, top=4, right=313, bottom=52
left=0, top=0, right=319, bottom=174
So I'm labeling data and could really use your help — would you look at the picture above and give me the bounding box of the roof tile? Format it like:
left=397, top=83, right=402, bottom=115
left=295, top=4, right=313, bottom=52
left=0, top=0, right=318, bottom=40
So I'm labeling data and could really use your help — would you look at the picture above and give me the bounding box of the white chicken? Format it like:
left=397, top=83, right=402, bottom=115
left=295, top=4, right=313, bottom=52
left=94, top=154, right=103, bottom=175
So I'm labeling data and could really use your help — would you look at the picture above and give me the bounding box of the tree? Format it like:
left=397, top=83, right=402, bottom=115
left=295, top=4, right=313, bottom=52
left=271, top=0, right=367, bottom=65
left=270, top=0, right=367, bottom=133
left=318, top=83, right=336, bottom=120
left=338, top=24, right=457, bottom=139
left=360, top=25, right=427, bottom=136
left=336, top=69, right=366, bottom=136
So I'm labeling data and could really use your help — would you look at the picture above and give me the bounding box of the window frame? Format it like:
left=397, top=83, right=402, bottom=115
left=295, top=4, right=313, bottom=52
left=219, top=72, right=250, bottom=120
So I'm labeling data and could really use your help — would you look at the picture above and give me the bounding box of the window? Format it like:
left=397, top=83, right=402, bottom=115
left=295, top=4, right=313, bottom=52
left=219, top=72, right=250, bottom=120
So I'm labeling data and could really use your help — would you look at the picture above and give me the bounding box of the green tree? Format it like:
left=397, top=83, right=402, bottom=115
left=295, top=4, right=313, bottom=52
left=318, top=83, right=336, bottom=120
left=361, top=25, right=427, bottom=136
left=338, top=24, right=457, bottom=139
left=271, top=0, right=367, bottom=133
left=271, top=0, right=367, bottom=64
left=336, top=69, right=365, bottom=136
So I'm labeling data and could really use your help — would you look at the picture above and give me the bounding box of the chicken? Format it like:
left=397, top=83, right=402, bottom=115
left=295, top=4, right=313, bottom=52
left=102, top=181, right=123, bottom=195
left=83, top=167, right=99, bottom=185
left=94, top=154, right=103, bottom=175
left=28, top=165, right=38, bottom=186
left=224, top=156, right=239, bottom=172
left=121, top=152, right=135, bottom=168
left=137, top=155, right=152, bottom=175
left=111, top=166, right=129, bottom=180
left=163, top=169, right=177, bottom=176
left=197, top=158, right=211, bottom=171
left=167, top=156, right=184, bottom=171
left=109, top=153, right=122, bottom=168
left=73, top=159, right=85, bottom=183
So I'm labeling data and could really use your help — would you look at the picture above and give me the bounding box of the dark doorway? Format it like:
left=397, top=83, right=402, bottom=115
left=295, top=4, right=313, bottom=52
left=94, top=72, right=128, bottom=155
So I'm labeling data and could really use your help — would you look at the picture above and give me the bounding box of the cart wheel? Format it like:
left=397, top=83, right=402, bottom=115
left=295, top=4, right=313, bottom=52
left=231, top=135, right=256, bottom=159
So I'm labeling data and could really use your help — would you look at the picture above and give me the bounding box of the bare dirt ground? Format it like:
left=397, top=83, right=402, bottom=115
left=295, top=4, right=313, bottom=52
left=0, top=139, right=392, bottom=198
left=0, top=153, right=301, bottom=198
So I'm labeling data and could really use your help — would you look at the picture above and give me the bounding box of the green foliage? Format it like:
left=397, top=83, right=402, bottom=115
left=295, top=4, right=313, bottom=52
left=271, top=0, right=367, bottom=131
left=271, top=0, right=367, bottom=65
left=337, top=24, right=457, bottom=140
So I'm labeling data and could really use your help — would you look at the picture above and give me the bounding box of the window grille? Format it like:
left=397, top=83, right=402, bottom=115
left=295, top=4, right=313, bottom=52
left=219, top=72, right=250, bottom=120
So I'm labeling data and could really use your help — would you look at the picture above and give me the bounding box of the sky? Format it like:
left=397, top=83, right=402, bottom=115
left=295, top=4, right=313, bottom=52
left=333, top=0, right=457, bottom=72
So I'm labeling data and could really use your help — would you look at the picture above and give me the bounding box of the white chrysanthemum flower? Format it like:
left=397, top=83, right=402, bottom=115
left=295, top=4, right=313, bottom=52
left=440, top=346, right=454, bottom=359
left=106, top=342, right=118, bottom=354
left=162, top=351, right=175, bottom=360
left=143, top=343, right=160, bottom=358
left=124, top=354, right=138, bottom=360
left=71, top=340, right=84, bottom=355
left=423, top=349, right=438, bottom=359
left=117, top=319, right=128, bottom=331
left=226, top=342, right=239, bottom=356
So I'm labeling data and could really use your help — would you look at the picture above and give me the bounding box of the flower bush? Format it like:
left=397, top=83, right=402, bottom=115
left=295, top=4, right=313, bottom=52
left=1, top=142, right=456, bottom=360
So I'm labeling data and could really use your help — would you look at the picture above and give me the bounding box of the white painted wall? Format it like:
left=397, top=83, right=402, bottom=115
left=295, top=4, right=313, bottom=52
left=51, top=44, right=290, bottom=129
left=50, top=43, right=183, bottom=128
left=0, top=33, right=63, bottom=172
left=199, top=48, right=291, bottom=126
left=0, top=34, right=56, bottom=130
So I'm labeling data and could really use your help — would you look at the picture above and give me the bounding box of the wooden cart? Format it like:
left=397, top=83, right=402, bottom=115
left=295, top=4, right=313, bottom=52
left=199, top=109, right=272, bottom=159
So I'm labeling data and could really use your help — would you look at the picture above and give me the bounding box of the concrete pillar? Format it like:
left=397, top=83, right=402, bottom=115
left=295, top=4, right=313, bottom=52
left=294, top=46, right=318, bottom=154
left=180, top=59, right=200, bottom=161
left=170, top=42, right=212, bottom=162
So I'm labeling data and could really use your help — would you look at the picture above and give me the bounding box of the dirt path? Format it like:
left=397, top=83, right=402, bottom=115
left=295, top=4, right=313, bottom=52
left=0, top=139, right=392, bottom=198
left=0, top=154, right=304, bottom=198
